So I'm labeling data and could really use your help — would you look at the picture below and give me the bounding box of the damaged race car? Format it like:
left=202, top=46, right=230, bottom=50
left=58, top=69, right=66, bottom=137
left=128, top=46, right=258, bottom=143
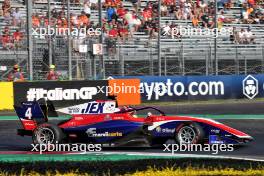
left=14, top=99, right=253, bottom=146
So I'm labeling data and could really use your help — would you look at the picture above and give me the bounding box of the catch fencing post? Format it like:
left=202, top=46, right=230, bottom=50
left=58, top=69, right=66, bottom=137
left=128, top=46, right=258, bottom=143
left=214, top=0, right=218, bottom=75
left=67, top=0, right=72, bottom=80
left=235, top=45, right=239, bottom=74
left=158, top=0, right=161, bottom=76
left=244, top=55, right=247, bottom=75
left=48, top=0, right=52, bottom=66
left=261, top=43, right=264, bottom=73
left=26, top=0, right=33, bottom=80
left=99, top=0, right=105, bottom=79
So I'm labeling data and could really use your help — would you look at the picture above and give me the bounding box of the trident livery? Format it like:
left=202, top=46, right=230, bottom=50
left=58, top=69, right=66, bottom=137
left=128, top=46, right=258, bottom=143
left=14, top=99, right=253, bottom=146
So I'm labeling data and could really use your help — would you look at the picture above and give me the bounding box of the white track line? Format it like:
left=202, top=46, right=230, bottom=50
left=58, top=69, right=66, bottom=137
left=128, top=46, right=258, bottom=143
left=78, top=151, right=264, bottom=162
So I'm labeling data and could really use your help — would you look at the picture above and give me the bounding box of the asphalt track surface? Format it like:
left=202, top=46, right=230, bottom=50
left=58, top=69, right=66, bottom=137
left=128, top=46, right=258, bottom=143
left=0, top=102, right=264, bottom=160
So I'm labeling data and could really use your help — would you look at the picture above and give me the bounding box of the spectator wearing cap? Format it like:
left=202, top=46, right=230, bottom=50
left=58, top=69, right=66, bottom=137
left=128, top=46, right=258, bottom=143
left=46, top=65, right=60, bottom=80
left=8, top=65, right=25, bottom=82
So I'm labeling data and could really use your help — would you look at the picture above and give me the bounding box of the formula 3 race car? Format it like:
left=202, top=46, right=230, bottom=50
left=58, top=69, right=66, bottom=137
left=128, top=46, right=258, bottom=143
left=14, top=99, right=253, bottom=146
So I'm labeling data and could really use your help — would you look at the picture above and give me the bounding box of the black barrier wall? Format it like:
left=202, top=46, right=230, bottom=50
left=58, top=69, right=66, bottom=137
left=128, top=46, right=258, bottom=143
left=13, top=81, right=108, bottom=107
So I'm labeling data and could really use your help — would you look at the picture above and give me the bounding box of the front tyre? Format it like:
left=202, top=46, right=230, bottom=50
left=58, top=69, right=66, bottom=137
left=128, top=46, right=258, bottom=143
left=175, top=123, right=204, bottom=144
left=32, top=123, right=64, bottom=145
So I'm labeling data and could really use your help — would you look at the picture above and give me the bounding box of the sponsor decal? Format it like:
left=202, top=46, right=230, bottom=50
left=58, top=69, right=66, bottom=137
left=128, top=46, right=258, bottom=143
left=57, top=101, right=120, bottom=115
left=24, top=122, right=35, bottom=126
left=243, top=75, right=258, bottom=99
left=81, top=102, right=105, bottom=114
left=86, top=128, right=123, bottom=137
left=68, top=107, right=80, bottom=114
left=156, top=127, right=175, bottom=133
left=209, top=135, right=224, bottom=144
left=210, top=129, right=220, bottom=134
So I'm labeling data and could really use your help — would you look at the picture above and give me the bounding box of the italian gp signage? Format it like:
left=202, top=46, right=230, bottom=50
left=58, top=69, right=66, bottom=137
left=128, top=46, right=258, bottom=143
left=13, top=80, right=108, bottom=106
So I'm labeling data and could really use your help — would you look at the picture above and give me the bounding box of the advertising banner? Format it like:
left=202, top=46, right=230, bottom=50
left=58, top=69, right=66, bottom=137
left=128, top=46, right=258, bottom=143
left=0, top=82, right=14, bottom=110
left=115, top=74, right=264, bottom=102
left=13, top=80, right=108, bottom=106
left=108, top=79, right=141, bottom=105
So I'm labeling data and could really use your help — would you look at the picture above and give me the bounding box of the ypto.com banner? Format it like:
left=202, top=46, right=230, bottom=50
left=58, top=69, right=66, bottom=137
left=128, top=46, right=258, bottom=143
left=114, top=74, right=264, bottom=101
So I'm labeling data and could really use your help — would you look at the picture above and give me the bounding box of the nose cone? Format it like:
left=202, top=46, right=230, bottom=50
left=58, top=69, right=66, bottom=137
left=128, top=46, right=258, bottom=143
left=243, top=135, right=254, bottom=143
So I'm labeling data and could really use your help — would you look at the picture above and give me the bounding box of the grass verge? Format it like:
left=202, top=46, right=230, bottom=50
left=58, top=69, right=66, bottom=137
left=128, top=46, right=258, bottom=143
left=128, top=167, right=264, bottom=176
left=0, top=158, right=264, bottom=175
left=1, top=167, right=264, bottom=176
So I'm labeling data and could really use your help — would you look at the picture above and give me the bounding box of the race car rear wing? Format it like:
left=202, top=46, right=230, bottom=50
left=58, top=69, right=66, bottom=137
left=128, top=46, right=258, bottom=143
left=14, top=99, right=58, bottom=131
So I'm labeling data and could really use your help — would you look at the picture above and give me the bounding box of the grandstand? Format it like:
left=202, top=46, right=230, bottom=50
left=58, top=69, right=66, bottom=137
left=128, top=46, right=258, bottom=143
left=0, top=0, right=264, bottom=80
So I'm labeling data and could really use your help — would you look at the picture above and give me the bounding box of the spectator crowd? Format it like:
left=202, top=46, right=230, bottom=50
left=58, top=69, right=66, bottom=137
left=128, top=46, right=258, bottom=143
left=0, top=0, right=263, bottom=51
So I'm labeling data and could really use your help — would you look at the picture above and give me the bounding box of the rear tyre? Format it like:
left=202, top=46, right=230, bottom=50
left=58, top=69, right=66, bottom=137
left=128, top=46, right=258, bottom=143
left=32, top=123, right=64, bottom=145
left=175, top=123, right=204, bottom=144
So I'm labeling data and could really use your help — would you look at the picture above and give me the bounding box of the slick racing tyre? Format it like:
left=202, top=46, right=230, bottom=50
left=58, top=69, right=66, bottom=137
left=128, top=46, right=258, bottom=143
left=32, top=123, right=64, bottom=145
left=175, top=123, right=204, bottom=144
